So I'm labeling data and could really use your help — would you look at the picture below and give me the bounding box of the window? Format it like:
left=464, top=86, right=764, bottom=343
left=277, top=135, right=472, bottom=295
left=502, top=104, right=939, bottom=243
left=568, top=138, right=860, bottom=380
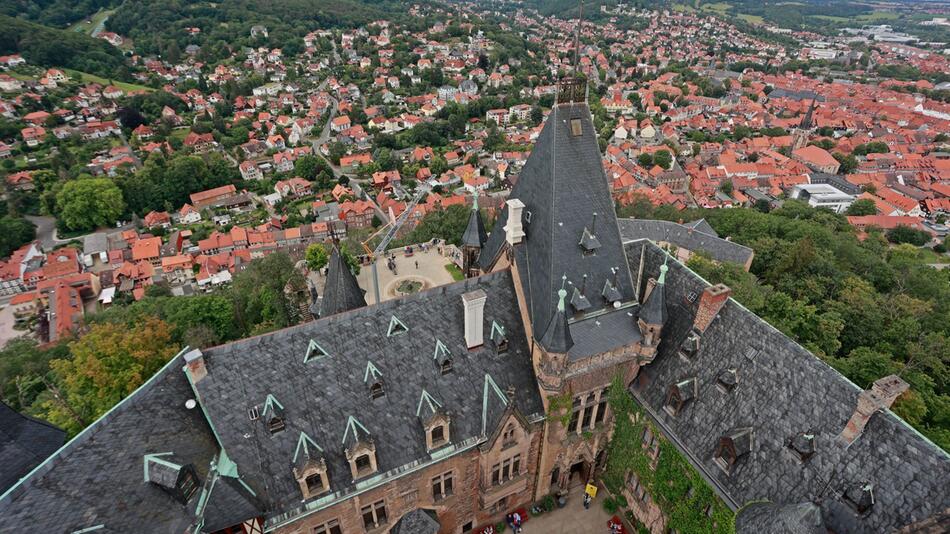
left=581, top=393, right=595, bottom=429
left=568, top=396, right=582, bottom=433
left=247, top=405, right=261, bottom=421
left=431, top=425, right=445, bottom=446
left=268, top=416, right=285, bottom=434
left=370, top=382, right=384, bottom=399
left=462, top=521, right=474, bottom=533
left=176, top=467, right=199, bottom=503
left=431, top=471, right=454, bottom=501
left=550, top=467, right=560, bottom=486
left=492, top=496, right=508, bottom=513
left=440, top=359, right=452, bottom=375
left=314, top=519, right=342, bottom=534
left=361, top=500, right=387, bottom=530
left=305, top=473, right=323, bottom=494
left=594, top=388, right=609, bottom=424
left=503, top=424, right=516, bottom=446
left=355, top=454, right=372, bottom=474
left=491, top=454, right=521, bottom=486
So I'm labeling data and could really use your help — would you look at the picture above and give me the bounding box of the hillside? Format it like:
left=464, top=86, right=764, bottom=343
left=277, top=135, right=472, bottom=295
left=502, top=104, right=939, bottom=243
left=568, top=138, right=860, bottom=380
left=0, top=0, right=119, bottom=28
left=0, top=14, right=130, bottom=79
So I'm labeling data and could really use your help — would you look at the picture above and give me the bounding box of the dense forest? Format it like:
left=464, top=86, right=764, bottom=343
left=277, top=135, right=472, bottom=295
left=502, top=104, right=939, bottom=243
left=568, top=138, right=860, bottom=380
left=620, top=198, right=950, bottom=451
left=0, top=0, right=118, bottom=28
left=0, top=14, right=130, bottom=79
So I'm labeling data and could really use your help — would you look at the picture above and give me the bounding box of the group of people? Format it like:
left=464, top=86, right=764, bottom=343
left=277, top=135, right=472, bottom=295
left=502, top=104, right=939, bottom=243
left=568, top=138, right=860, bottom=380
left=505, top=511, right=524, bottom=533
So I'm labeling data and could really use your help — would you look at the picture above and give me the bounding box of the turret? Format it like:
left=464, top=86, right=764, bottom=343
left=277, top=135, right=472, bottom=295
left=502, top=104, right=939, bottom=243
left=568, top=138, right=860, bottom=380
left=536, top=286, right=573, bottom=392
left=637, top=259, right=668, bottom=363
left=461, top=191, right=487, bottom=278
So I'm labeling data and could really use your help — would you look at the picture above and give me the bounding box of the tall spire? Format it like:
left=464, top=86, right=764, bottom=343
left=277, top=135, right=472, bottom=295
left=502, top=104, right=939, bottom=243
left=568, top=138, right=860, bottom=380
left=640, top=257, right=668, bottom=326
left=320, top=246, right=366, bottom=317
left=572, top=0, right=584, bottom=73
left=461, top=191, right=487, bottom=278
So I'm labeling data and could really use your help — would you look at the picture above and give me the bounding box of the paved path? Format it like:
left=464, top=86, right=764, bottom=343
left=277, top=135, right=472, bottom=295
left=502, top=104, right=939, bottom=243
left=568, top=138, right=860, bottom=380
left=25, top=215, right=133, bottom=250
left=355, top=247, right=459, bottom=305
left=520, top=488, right=614, bottom=534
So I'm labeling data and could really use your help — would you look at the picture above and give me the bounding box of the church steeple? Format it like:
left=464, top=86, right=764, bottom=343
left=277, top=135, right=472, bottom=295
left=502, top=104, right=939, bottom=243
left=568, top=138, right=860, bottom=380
left=320, top=246, right=366, bottom=317
left=461, top=191, right=487, bottom=278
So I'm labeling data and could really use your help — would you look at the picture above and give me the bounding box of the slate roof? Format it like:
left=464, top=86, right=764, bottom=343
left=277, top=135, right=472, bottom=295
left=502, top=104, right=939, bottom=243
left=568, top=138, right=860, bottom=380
left=625, top=239, right=950, bottom=533
left=0, top=401, right=65, bottom=493
left=192, top=270, right=545, bottom=523
left=480, top=102, right=636, bottom=355
left=0, top=354, right=223, bottom=534
left=462, top=198, right=488, bottom=249
left=389, top=508, right=440, bottom=534
left=320, top=246, right=366, bottom=317
left=619, top=218, right=754, bottom=267
left=735, top=502, right=825, bottom=534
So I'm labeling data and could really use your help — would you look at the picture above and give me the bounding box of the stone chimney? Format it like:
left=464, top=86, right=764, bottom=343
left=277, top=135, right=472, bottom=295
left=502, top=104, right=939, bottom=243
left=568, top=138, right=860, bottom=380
left=503, top=199, right=526, bottom=246
left=839, top=375, right=909, bottom=447
left=462, top=289, right=487, bottom=349
left=693, top=284, right=731, bottom=333
left=183, top=348, right=207, bottom=383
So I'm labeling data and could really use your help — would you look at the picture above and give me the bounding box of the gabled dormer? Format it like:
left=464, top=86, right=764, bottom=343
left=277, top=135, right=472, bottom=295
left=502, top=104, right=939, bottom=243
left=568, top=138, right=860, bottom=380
left=417, top=389, right=450, bottom=451
left=143, top=452, right=201, bottom=504
left=293, top=431, right=329, bottom=499
left=714, top=427, right=753, bottom=474
left=304, top=339, right=330, bottom=363
left=262, top=394, right=285, bottom=434
left=570, top=275, right=592, bottom=313
left=364, top=360, right=384, bottom=400
left=343, top=415, right=377, bottom=479
left=490, top=320, right=508, bottom=354
left=433, top=339, right=452, bottom=375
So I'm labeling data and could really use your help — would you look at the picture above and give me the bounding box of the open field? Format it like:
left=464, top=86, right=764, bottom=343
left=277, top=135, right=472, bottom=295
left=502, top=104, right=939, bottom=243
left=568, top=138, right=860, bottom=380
left=62, top=69, right=153, bottom=92
left=68, top=8, right=114, bottom=35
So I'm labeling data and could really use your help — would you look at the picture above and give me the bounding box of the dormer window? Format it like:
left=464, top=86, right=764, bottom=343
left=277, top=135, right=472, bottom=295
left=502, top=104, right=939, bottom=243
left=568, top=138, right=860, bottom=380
left=144, top=453, right=201, bottom=504
left=571, top=286, right=592, bottom=312
left=370, top=382, right=385, bottom=399
left=268, top=416, right=286, bottom=433
left=664, top=378, right=697, bottom=416
left=431, top=424, right=446, bottom=446
left=440, top=359, right=453, bottom=375
left=344, top=416, right=377, bottom=479
left=491, top=321, right=508, bottom=354
left=365, top=360, right=384, bottom=399
left=579, top=227, right=601, bottom=254
left=305, top=473, right=324, bottom=494
left=387, top=315, right=408, bottom=337
left=603, top=278, right=622, bottom=304
left=716, top=368, right=738, bottom=393
left=503, top=423, right=516, bottom=446
left=293, top=431, right=329, bottom=499
left=679, top=332, right=700, bottom=358
left=843, top=483, right=874, bottom=515
left=355, top=454, right=372, bottom=473
left=714, top=427, right=753, bottom=475
left=788, top=432, right=816, bottom=462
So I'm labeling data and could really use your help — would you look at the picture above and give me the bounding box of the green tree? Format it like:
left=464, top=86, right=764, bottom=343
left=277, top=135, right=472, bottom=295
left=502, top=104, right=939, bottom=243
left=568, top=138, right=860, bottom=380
left=886, top=225, right=931, bottom=246
left=44, top=317, right=177, bottom=435
left=845, top=198, right=877, bottom=216
left=833, top=152, right=858, bottom=174
left=0, top=217, right=36, bottom=257
left=654, top=149, right=673, bottom=170
left=55, top=177, right=125, bottom=232
left=305, top=243, right=329, bottom=271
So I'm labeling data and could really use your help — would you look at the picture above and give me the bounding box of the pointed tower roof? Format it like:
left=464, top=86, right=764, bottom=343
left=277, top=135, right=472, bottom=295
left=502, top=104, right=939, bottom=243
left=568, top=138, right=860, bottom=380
left=479, top=101, right=636, bottom=352
left=640, top=258, right=668, bottom=325
left=461, top=191, right=487, bottom=249
left=321, top=246, right=366, bottom=317
left=539, top=287, right=574, bottom=354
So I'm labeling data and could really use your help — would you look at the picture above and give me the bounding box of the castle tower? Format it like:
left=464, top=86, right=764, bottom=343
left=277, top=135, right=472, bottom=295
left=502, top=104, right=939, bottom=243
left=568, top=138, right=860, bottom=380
left=461, top=191, right=487, bottom=278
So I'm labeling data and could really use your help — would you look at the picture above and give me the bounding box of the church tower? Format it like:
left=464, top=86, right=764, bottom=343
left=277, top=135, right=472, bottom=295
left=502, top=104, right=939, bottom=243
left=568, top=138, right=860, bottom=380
left=791, top=98, right=817, bottom=150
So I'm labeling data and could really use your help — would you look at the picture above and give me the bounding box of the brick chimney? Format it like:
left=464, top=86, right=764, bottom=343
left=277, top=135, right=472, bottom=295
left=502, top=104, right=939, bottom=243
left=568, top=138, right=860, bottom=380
left=693, top=284, right=731, bottom=333
left=503, top=199, right=526, bottom=246
left=838, top=375, right=908, bottom=447
left=462, top=289, right=487, bottom=349
left=183, top=348, right=207, bottom=383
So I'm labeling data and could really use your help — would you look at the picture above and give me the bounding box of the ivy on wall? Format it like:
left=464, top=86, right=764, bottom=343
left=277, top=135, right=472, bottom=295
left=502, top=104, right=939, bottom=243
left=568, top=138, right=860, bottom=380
left=602, top=376, right=735, bottom=534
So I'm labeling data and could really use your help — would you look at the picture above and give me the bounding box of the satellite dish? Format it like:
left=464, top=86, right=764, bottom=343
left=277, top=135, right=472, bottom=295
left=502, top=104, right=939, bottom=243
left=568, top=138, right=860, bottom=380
left=185, top=399, right=197, bottom=410
left=613, top=301, right=621, bottom=309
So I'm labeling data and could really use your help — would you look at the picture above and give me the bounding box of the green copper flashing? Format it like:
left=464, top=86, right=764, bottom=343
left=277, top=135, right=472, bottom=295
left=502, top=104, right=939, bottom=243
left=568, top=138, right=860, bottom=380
left=143, top=452, right=178, bottom=482
left=71, top=526, right=105, bottom=534
left=363, top=360, right=382, bottom=383
left=293, top=431, right=324, bottom=463
left=304, top=339, right=329, bottom=363
left=387, top=315, right=408, bottom=337
left=490, top=320, right=506, bottom=340
left=472, top=189, right=479, bottom=210
left=416, top=389, right=443, bottom=417
left=433, top=339, right=450, bottom=360
left=658, top=256, right=669, bottom=285
left=556, top=288, right=567, bottom=312
left=262, top=394, right=284, bottom=417
left=217, top=449, right=239, bottom=479
left=342, top=415, right=370, bottom=445
left=481, top=373, right=509, bottom=436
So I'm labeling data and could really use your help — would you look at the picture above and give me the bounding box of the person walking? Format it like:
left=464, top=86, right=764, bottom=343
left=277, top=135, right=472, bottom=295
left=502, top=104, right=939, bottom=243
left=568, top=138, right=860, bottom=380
left=584, top=492, right=592, bottom=509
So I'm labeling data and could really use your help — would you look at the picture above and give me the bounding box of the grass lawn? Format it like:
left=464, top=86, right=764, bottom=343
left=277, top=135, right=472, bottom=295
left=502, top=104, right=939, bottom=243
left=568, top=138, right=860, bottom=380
left=63, top=69, right=153, bottom=93
left=444, top=263, right=464, bottom=281
left=169, top=128, right=192, bottom=142
left=672, top=3, right=697, bottom=13
left=68, top=9, right=114, bottom=35
left=738, top=13, right=764, bottom=24
left=700, top=2, right=732, bottom=15
left=857, top=11, right=899, bottom=23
